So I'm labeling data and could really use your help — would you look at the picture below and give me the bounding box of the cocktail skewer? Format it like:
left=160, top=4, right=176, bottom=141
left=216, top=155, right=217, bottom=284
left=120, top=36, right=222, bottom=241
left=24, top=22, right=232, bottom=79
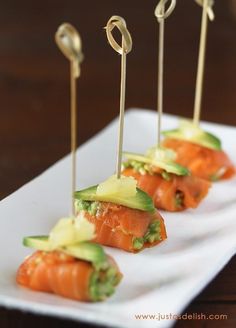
left=17, top=24, right=122, bottom=302
left=55, top=23, right=84, bottom=215
left=154, top=0, right=176, bottom=145
left=105, top=16, right=132, bottom=178
left=193, top=0, right=214, bottom=125
left=72, top=16, right=167, bottom=252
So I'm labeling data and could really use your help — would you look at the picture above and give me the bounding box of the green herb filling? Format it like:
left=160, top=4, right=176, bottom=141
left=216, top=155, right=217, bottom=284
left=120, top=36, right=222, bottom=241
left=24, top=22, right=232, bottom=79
left=122, top=160, right=156, bottom=175
left=175, top=190, right=184, bottom=208
left=133, top=220, right=162, bottom=250
left=75, top=199, right=101, bottom=216
left=89, top=266, right=121, bottom=301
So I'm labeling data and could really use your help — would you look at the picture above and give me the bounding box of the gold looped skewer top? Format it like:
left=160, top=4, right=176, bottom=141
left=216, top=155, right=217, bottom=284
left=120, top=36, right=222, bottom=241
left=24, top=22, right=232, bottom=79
left=105, top=16, right=132, bottom=55
left=195, top=0, right=215, bottom=21
left=55, top=23, right=84, bottom=78
left=154, top=0, right=176, bottom=146
left=55, top=23, right=84, bottom=215
left=154, top=0, right=176, bottom=22
left=105, top=16, right=132, bottom=179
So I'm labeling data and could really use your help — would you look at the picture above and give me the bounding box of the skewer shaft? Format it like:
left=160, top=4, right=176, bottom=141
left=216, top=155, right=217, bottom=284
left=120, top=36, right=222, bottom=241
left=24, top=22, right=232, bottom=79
left=55, top=23, right=83, bottom=217
left=157, top=12, right=165, bottom=146
left=71, top=62, right=77, bottom=215
left=193, top=0, right=209, bottom=126
left=116, top=39, right=127, bottom=179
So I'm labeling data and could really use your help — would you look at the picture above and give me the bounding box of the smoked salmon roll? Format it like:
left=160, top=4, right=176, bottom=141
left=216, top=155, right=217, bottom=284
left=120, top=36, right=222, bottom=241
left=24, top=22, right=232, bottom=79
left=17, top=218, right=122, bottom=302
left=74, top=175, right=167, bottom=252
left=122, top=168, right=210, bottom=212
left=17, top=249, right=121, bottom=302
left=121, top=149, right=210, bottom=212
left=162, top=138, right=235, bottom=181
left=162, top=120, right=235, bottom=181
left=78, top=202, right=166, bottom=252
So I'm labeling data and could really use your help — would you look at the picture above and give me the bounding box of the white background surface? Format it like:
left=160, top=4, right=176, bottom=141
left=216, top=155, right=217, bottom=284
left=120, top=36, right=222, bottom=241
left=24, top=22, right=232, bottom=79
left=0, top=109, right=235, bottom=328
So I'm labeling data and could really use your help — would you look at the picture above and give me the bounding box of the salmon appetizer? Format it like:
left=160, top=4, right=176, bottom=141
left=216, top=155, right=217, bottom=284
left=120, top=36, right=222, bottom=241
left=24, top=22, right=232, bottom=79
left=74, top=175, right=167, bottom=252
left=121, top=147, right=211, bottom=212
left=162, top=120, right=235, bottom=181
left=17, top=218, right=122, bottom=301
left=122, top=168, right=210, bottom=212
left=162, top=138, right=235, bottom=181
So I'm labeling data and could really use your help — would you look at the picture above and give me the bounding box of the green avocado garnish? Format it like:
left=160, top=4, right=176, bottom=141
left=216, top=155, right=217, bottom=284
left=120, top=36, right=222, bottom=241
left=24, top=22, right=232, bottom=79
left=74, top=185, right=155, bottom=213
left=63, top=242, right=107, bottom=268
left=162, top=120, right=222, bottom=150
left=123, top=151, right=189, bottom=176
left=23, top=236, right=107, bottom=268
left=23, top=235, right=52, bottom=251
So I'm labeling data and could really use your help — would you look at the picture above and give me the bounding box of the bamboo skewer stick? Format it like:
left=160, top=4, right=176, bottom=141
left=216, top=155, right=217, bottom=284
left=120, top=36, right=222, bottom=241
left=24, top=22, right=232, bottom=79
left=157, top=6, right=164, bottom=146
left=55, top=23, right=84, bottom=215
left=105, top=16, right=132, bottom=179
left=193, top=0, right=214, bottom=126
left=155, top=0, right=176, bottom=146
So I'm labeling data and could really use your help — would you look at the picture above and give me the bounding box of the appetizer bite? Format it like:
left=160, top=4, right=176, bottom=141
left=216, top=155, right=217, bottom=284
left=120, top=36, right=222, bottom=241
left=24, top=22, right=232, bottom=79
left=17, top=23, right=122, bottom=303
left=119, top=2, right=208, bottom=212
left=74, top=175, right=167, bottom=252
left=162, top=120, right=235, bottom=181
left=122, top=147, right=210, bottom=212
left=17, top=217, right=122, bottom=301
left=162, top=2, right=234, bottom=182
left=73, top=16, right=166, bottom=252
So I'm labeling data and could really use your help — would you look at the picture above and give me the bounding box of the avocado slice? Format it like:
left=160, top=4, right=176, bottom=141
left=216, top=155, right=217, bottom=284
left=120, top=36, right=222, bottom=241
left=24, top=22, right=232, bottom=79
left=74, top=185, right=155, bottom=213
left=162, top=120, right=222, bottom=150
left=62, top=242, right=107, bottom=266
left=123, top=152, right=189, bottom=176
left=23, top=236, right=52, bottom=251
left=23, top=236, right=107, bottom=266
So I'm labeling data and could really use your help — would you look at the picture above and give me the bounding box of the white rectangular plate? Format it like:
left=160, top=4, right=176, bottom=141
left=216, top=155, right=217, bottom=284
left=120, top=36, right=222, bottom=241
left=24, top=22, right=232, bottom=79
left=0, top=109, right=236, bottom=328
